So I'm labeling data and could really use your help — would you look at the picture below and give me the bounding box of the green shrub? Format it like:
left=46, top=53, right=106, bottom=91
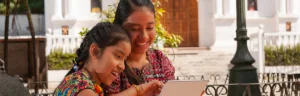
left=265, top=44, right=300, bottom=66
left=47, top=49, right=77, bottom=70
left=99, top=2, right=117, bottom=23
left=79, top=27, right=89, bottom=37
left=0, top=0, right=19, bottom=14
left=0, top=0, right=44, bottom=14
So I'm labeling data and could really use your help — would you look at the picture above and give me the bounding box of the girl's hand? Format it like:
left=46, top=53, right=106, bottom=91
left=140, top=80, right=164, bottom=96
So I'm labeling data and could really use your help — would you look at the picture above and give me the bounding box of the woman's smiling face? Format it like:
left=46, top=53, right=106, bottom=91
left=122, top=7, right=156, bottom=54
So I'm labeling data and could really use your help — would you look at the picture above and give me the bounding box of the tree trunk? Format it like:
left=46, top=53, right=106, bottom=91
left=23, top=0, right=40, bottom=94
left=4, top=0, right=10, bottom=74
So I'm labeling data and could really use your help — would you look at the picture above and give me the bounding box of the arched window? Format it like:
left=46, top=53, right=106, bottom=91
left=91, top=0, right=102, bottom=13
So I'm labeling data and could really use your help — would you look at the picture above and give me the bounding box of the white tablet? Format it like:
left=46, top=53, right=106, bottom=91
left=159, top=80, right=209, bottom=96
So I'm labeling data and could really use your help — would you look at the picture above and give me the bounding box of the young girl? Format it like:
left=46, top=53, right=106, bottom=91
left=54, top=22, right=163, bottom=96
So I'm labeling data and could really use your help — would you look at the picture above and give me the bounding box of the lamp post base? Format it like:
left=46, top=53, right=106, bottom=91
left=228, top=65, right=261, bottom=96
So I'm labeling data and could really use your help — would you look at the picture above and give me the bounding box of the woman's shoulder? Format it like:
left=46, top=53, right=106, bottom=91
left=147, top=48, right=165, bottom=58
left=54, top=70, right=95, bottom=95
left=147, top=48, right=173, bottom=66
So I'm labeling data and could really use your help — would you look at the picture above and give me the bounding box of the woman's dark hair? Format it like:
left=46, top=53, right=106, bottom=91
left=114, top=0, right=155, bottom=85
left=65, top=22, right=130, bottom=76
left=114, top=0, right=155, bottom=25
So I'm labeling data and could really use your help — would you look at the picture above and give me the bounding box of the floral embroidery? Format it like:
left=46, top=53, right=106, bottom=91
left=54, top=70, right=104, bottom=96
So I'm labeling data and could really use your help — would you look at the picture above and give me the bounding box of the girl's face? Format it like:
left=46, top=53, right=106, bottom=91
left=92, top=41, right=131, bottom=85
left=122, top=7, right=156, bottom=54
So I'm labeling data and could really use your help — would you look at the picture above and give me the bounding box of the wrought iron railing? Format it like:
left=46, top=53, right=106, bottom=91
left=175, top=73, right=300, bottom=96
left=25, top=73, right=300, bottom=96
left=203, top=81, right=300, bottom=96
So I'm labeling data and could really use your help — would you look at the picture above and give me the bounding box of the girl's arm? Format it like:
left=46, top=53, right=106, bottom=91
left=107, top=86, right=140, bottom=96
left=107, top=80, right=163, bottom=96
left=77, top=89, right=98, bottom=96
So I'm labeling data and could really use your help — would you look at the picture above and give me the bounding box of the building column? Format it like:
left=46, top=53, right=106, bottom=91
left=286, top=0, right=299, bottom=15
left=198, top=0, right=215, bottom=47
left=52, top=0, right=63, bottom=20
left=277, top=0, right=286, bottom=15
left=214, top=0, right=223, bottom=16
left=64, top=0, right=77, bottom=19
left=244, top=0, right=248, bottom=12
left=224, top=0, right=236, bottom=16
left=76, top=0, right=91, bottom=19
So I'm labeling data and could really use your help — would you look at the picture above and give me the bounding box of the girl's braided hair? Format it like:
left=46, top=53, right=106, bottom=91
left=65, top=22, right=130, bottom=76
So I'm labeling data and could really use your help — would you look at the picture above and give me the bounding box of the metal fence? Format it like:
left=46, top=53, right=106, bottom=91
left=176, top=73, right=300, bottom=96
left=25, top=73, right=300, bottom=96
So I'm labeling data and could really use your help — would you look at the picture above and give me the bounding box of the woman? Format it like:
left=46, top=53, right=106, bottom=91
left=54, top=22, right=163, bottom=96
left=105, top=0, right=175, bottom=95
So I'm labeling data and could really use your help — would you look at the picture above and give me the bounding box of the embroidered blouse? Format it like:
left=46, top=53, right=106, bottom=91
left=54, top=70, right=104, bottom=96
left=104, top=49, right=175, bottom=95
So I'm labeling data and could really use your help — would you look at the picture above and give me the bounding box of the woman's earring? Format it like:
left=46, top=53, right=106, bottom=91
left=73, top=59, right=79, bottom=71
left=73, top=63, right=79, bottom=71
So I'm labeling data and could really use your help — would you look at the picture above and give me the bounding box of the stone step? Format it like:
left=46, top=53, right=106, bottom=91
left=168, top=53, right=234, bottom=57
left=169, top=49, right=234, bottom=76
left=169, top=55, right=233, bottom=60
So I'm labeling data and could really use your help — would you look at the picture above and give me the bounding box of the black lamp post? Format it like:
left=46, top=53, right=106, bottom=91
left=228, top=0, right=261, bottom=95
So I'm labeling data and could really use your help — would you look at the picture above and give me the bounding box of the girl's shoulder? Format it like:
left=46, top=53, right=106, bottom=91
left=54, top=70, right=95, bottom=96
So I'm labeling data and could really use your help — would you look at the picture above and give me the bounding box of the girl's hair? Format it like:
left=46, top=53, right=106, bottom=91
left=65, top=22, right=130, bottom=76
left=114, top=0, right=155, bottom=25
left=114, top=0, right=155, bottom=85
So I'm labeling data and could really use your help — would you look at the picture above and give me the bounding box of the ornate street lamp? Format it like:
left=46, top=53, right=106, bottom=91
left=228, top=0, right=261, bottom=95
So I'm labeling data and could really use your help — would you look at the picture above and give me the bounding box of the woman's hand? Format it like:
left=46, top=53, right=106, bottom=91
left=139, top=80, right=164, bottom=96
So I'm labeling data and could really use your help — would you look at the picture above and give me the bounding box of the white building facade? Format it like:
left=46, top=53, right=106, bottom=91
left=199, top=0, right=300, bottom=51
left=45, top=0, right=300, bottom=73
left=44, top=0, right=116, bottom=55
left=44, top=0, right=117, bottom=36
left=45, top=0, right=300, bottom=50
left=199, top=0, right=300, bottom=73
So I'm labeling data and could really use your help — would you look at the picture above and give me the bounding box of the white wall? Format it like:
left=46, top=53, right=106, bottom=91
left=44, top=0, right=54, bottom=34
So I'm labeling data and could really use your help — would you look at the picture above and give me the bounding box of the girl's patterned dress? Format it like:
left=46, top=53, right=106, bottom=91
left=54, top=69, right=104, bottom=96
